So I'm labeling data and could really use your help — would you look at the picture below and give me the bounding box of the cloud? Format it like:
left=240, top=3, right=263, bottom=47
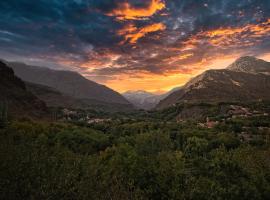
left=118, top=22, right=166, bottom=44
left=1, top=0, right=270, bottom=92
left=86, top=18, right=270, bottom=78
left=106, top=0, right=165, bottom=20
left=164, top=53, right=194, bottom=64
left=180, top=18, right=270, bottom=50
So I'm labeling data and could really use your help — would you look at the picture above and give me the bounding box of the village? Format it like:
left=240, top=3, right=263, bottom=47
left=198, top=105, right=269, bottom=128
left=197, top=104, right=270, bottom=143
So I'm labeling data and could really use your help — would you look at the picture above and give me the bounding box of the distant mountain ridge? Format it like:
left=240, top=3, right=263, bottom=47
left=123, top=90, right=163, bottom=110
left=157, top=56, right=270, bottom=109
left=6, top=61, right=133, bottom=111
left=123, top=87, right=182, bottom=110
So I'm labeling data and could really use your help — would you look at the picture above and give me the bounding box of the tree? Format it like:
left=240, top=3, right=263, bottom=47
left=184, top=137, right=208, bottom=158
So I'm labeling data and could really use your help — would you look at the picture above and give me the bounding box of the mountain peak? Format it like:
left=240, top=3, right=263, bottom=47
left=123, top=90, right=163, bottom=110
left=227, top=56, right=270, bottom=74
left=157, top=56, right=270, bottom=109
left=234, top=56, right=258, bottom=62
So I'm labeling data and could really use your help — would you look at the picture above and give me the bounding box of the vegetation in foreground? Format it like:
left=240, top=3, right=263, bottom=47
left=1, top=105, right=270, bottom=200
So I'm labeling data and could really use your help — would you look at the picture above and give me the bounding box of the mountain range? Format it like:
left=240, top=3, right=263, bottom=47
left=157, top=56, right=270, bottom=109
left=6, top=61, right=133, bottom=111
left=1, top=56, right=269, bottom=115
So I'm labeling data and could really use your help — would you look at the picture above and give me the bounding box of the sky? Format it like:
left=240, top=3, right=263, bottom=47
left=0, top=0, right=270, bottom=93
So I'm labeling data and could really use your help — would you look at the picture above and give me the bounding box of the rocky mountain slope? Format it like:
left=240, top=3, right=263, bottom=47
left=0, top=61, right=48, bottom=118
left=227, top=56, right=270, bottom=74
left=157, top=56, right=270, bottom=109
left=7, top=62, right=133, bottom=111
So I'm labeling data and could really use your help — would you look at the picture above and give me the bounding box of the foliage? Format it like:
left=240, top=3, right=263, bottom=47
left=0, top=112, right=270, bottom=199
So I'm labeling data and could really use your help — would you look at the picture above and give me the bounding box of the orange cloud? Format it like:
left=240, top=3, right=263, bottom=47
left=164, top=52, right=194, bottom=64
left=56, top=19, right=270, bottom=93
left=92, top=53, right=247, bottom=93
left=81, top=52, right=122, bottom=70
left=107, top=0, right=165, bottom=20
left=178, top=53, right=194, bottom=60
left=117, top=23, right=138, bottom=35
left=118, top=23, right=166, bottom=44
left=182, top=18, right=270, bottom=48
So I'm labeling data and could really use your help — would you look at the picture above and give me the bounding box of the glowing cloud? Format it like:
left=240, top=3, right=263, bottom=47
left=182, top=18, right=270, bottom=49
left=107, top=0, right=165, bottom=20
left=164, top=53, right=194, bottom=64
left=118, top=23, right=166, bottom=44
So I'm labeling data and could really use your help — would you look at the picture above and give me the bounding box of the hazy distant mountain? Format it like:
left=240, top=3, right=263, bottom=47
left=123, top=90, right=163, bottom=110
left=0, top=61, right=47, bottom=117
left=7, top=62, right=133, bottom=111
left=123, top=88, right=182, bottom=110
left=157, top=56, right=270, bottom=109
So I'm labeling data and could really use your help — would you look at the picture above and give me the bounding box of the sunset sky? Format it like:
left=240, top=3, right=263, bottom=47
left=0, top=0, right=270, bottom=93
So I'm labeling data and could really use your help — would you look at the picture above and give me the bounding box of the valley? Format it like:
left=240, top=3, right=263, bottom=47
left=1, top=56, right=270, bottom=199
left=1, top=1, right=270, bottom=199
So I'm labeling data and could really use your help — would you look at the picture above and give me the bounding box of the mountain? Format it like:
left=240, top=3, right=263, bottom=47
left=123, top=90, right=163, bottom=110
left=25, top=82, right=87, bottom=109
left=227, top=56, right=270, bottom=74
left=123, top=87, right=183, bottom=110
left=0, top=61, right=47, bottom=118
left=7, top=62, right=133, bottom=111
left=26, top=82, right=132, bottom=112
left=157, top=56, right=270, bottom=109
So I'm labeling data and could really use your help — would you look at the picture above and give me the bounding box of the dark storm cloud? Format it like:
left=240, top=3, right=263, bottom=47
left=0, top=0, right=119, bottom=55
left=0, top=0, right=270, bottom=82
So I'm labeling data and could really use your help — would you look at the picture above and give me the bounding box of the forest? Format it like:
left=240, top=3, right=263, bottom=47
left=1, top=103, right=270, bottom=200
left=1, top=0, right=270, bottom=199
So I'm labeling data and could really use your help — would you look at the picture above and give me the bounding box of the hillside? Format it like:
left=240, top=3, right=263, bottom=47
left=157, top=56, right=270, bottom=109
left=0, top=61, right=47, bottom=118
left=26, top=82, right=134, bottom=112
left=7, top=62, right=133, bottom=111
left=9, top=62, right=130, bottom=104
